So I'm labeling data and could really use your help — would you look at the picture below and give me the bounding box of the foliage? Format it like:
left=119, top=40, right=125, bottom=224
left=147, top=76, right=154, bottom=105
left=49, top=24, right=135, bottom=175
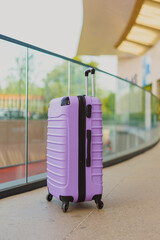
left=2, top=54, right=159, bottom=123
left=100, top=93, right=115, bottom=121
left=0, top=55, right=33, bottom=95
left=73, top=55, right=98, bottom=68
left=43, top=62, right=68, bottom=113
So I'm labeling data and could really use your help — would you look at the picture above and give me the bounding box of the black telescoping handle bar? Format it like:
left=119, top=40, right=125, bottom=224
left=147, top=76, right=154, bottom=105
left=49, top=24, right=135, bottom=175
left=84, top=68, right=95, bottom=96
left=84, top=68, right=95, bottom=76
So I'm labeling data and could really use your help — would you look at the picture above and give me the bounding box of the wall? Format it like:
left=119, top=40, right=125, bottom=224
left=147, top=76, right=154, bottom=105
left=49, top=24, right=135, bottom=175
left=118, top=40, right=160, bottom=97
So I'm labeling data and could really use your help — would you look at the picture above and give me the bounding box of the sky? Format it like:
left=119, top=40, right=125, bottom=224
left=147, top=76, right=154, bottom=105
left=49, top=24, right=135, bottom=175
left=0, top=0, right=83, bottom=58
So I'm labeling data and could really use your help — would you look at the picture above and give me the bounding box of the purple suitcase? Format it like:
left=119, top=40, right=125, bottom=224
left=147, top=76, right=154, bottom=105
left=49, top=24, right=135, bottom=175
left=46, top=68, right=103, bottom=212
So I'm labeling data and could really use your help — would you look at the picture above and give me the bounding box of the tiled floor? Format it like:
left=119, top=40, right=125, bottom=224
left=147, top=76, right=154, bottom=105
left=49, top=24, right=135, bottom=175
left=1, top=143, right=160, bottom=240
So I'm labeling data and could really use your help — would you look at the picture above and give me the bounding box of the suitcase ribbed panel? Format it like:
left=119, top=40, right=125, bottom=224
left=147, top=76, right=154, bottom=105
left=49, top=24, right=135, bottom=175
left=47, top=114, right=68, bottom=187
left=91, top=103, right=103, bottom=184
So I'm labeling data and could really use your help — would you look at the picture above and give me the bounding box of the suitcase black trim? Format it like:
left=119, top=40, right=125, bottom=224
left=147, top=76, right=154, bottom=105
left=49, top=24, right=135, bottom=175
left=60, top=195, right=74, bottom=202
left=92, top=194, right=102, bottom=203
left=86, top=104, right=92, bottom=118
left=86, top=130, right=91, bottom=167
left=77, top=96, right=86, bottom=202
left=61, top=96, right=70, bottom=106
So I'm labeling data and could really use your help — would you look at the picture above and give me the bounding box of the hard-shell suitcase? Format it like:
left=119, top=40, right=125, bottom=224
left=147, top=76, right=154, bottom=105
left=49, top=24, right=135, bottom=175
left=46, top=68, right=103, bottom=212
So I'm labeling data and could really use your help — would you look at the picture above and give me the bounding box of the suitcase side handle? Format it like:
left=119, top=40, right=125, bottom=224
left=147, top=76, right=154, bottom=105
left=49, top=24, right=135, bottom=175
left=84, top=68, right=95, bottom=97
left=86, top=130, right=91, bottom=167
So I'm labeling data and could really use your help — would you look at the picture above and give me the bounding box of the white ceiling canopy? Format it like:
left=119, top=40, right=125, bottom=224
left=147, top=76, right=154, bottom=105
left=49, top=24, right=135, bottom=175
left=77, top=0, right=136, bottom=57
left=77, top=0, right=160, bottom=57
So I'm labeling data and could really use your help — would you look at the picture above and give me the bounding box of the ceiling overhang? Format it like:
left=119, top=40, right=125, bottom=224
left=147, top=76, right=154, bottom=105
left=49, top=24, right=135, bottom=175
left=115, top=0, right=160, bottom=55
left=77, top=0, right=160, bottom=57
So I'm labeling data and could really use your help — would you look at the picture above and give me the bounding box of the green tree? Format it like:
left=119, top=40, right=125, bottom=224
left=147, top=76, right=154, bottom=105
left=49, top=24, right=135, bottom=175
left=73, top=56, right=98, bottom=68
left=43, top=62, right=68, bottom=113
left=100, top=92, right=115, bottom=121
left=3, top=54, right=34, bottom=95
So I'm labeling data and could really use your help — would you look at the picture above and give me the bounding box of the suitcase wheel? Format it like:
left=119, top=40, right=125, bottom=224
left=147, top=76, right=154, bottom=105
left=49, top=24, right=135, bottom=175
left=46, top=193, right=53, bottom=202
left=62, top=202, right=69, bottom=213
left=96, top=200, right=104, bottom=210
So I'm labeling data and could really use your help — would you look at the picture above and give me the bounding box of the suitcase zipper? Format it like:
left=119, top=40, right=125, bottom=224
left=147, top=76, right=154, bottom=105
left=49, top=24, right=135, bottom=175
left=77, top=95, right=86, bottom=202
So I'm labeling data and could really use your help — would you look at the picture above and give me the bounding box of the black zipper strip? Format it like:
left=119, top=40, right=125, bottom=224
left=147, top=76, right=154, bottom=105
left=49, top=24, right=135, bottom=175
left=77, top=96, right=86, bottom=202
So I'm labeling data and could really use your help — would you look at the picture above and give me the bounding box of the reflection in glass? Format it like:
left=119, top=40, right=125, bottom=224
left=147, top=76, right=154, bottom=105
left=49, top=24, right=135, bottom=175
left=0, top=40, right=26, bottom=189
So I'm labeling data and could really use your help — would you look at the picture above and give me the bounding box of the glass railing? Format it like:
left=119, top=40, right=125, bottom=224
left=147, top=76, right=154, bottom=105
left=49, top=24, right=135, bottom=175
left=0, top=35, right=159, bottom=191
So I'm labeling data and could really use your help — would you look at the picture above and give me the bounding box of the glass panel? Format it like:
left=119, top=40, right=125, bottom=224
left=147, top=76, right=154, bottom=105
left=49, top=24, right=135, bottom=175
left=0, top=40, right=26, bottom=189
left=150, top=94, right=160, bottom=143
left=129, top=85, right=146, bottom=151
left=144, top=90, right=152, bottom=145
left=70, top=62, right=86, bottom=96
left=27, top=50, right=68, bottom=182
left=96, top=72, right=117, bottom=161
left=115, top=80, right=130, bottom=156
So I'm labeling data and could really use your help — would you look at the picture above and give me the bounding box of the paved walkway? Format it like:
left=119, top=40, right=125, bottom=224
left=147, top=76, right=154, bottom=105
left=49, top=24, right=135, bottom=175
left=1, top=143, right=160, bottom=240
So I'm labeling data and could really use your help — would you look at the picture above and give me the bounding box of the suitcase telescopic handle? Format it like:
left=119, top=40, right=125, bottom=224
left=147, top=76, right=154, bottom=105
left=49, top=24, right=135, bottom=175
left=84, top=68, right=95, bottom=97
